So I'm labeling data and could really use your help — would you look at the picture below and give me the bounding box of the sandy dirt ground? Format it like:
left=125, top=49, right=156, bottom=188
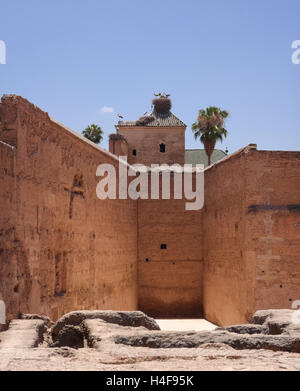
left=1, top=344, right=300, bottom=371
left=1, top=315, right=300, bottom=371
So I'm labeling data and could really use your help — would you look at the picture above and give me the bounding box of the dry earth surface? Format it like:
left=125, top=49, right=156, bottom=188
left=1, top=309, right=300, bottom=371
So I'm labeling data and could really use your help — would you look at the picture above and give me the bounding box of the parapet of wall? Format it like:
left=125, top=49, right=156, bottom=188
left=138, top=175, right=203, bottom=318
left=203, top=147, right=300, bottom=326
left=0, top=95, right=138, bottom=322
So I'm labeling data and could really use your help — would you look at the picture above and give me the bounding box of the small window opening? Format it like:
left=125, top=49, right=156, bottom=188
left=145, top=258, right=149, bottom=263
left=160, top=143, right=166, bottom=153
left=132, top=149, right=137, bottom=156
left=160, top=244, right=167, bottom=250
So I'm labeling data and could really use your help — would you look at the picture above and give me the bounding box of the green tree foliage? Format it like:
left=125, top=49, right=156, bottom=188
left=192, top=107, right=229, bottom=166
left=82, top=124, right=103, bottom=144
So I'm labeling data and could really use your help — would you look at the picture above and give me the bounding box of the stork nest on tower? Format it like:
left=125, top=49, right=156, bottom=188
left=136, top=116, right=155, bottom=126
left=152, top=96, right=172, bottom=114
left=109, top=133, right=128, bottom=143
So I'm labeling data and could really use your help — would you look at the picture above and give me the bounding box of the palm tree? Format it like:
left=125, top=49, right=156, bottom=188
left=82, top=124, right=103, bottom=144
left=192, top=106, right=229, bottom=166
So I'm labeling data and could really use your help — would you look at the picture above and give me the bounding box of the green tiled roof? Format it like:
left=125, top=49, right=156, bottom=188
left=117, top=110, right=186, bottom=127
left=185, top=149, right=227, bottom=167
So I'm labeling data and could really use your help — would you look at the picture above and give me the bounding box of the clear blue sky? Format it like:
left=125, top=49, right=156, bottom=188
left=1, top=0, right=299, bottom=152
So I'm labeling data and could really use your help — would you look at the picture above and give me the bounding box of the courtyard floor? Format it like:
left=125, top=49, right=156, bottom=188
left=156, top=319, right=217, bottom=332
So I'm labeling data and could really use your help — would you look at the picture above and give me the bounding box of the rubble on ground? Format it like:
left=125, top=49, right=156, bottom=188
left=0, top=309, right=300, bottom=371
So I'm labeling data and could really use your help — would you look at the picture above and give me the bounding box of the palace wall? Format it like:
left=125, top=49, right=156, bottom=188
left=0, top=141, right=17, bottom=327
left=138, top=175, right=203, bottom=318
left=0, top=95, right=299, bottom=326
left=203, top=148, right=255, bottom=325
left=203, top=147, right=300, bottom=325
left=244, top=150, right=300, bottom=314
left=0, top=95, right=138, bottom=322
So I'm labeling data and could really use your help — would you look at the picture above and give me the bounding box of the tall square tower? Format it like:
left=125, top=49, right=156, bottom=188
left=113, top=95, right=186, bottom=166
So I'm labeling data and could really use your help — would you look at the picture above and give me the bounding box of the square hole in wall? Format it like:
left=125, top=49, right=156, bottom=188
left=160, top=143, right=166, bottom=153
left=160, top=243, right=167, bottom=250
left=132, top=149, right=137, bottom=156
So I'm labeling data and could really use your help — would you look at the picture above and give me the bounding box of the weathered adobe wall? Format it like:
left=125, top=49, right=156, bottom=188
left=244, top=150, right=300, bottom=313
left=0, top=95, right=138, bottom=322
left=109, top=137, right=128, bottom=157
left=0, top=141, right=17, bottom=328
left=138, top=175, right=203, bottom=318
left=202, top=149, right=253, bottom=326
left=1, top=95, right=299, bottom=326
left=117, top=127, right=186, bottom=166
left=203, top=147, right=300, bottom=326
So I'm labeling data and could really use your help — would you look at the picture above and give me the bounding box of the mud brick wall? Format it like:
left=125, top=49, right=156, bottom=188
left=244, top=151, right=300, bottom=313
left=203, top=150, right=252, bottom=325
left=0, top=94, right=299, bottom=326
left=203, top=148, right=300, bottom=326
left=138, top=174, right=203, bottom=318
left=0, top=95, right=138, bottom=322
left=0, top=141, right=17, bottom=326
